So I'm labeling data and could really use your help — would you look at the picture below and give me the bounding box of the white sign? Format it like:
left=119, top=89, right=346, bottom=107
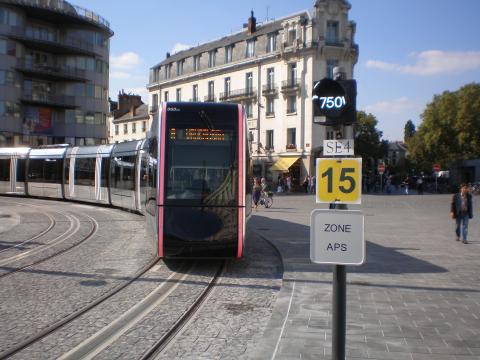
left=323, top=140, right=354, bottom=156
left=310, top=209, right=365, bottom=265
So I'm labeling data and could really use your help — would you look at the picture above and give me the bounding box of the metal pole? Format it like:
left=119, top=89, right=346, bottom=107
left=332, top=264, right=346, bottom=360
left=435, top=175, right=438, bottom=193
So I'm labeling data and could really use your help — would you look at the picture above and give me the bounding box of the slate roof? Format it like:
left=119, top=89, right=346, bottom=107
left=114, top=104, right=149, bottom=122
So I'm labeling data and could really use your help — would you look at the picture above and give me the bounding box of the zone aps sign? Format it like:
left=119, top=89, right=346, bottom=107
left=310, top=209, right=365, bottom=265
left=316, top=158, right=362, bottom=204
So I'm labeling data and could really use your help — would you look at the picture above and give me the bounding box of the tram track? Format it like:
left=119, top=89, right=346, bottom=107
left=0, top=257, right=162, bottom=360
left=0, top=201, right=57, bottom=256
left=0, top=198, right=98, bottom=279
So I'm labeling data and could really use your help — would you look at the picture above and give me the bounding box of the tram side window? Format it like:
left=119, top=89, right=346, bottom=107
left=0, top=159, right=10, bottom=181
left=101, top=157, right=109, bottom=188
left=17, top=159, right=26, bottom=182
left=75, top=158, right=95, bottom=186
left=112, top=155, right=135, bottom=191
left=28, top=159, right=63, bottom=183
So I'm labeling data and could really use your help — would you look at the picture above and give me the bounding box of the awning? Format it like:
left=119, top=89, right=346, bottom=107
left=269, top=157, right=301, bottom=171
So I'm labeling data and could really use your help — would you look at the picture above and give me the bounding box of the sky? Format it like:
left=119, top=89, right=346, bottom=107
left=75, top=0, right=480, bottom=141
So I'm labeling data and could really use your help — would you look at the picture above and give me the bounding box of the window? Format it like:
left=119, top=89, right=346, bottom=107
left=267, top=33, right=276, bottom=52
left=266, top=98, right=274, bottom=116
left=115, top=124, right=119, bottom=135
left=245, top=101, right=253, bottom=118
left=246, top=39, right=255, bottom=58
left=288, top=28, right=297, bottom=45
left=224, top=77, right=231, bottom=96
left=132, top=122, right=136, bottom=134
left=288, top=63, right=297, bottom=84
left=326, top=21, right=339, bottom=44
left=165, top=64, right=172, bottom=79
left=287, top=128, right=296, bottom=147
left=266, top=130, right=274, bottom=150
left=326, top=59, right=339, bottom=79
left=192, top=84, right=198, bottom=101
left=208, top=50, right=216, bottom=68
left=142, top=121, right=146, bottom=132
left=75, top=110, right=84, bottom=124
left=245, top=72, right=253, bottom=93
left=94, top=113, right=103, bottom=125
left=0, top=101, right=20, bottom=118
left=207, top=81, right=214, bottom=101
left=193, top=55, right=201, bottom=71
left=0, top=7, right=19, bottom=26
left=152, top=93, right=158, bottom=108
left=123, top=123, right=128, bottom=134
left=164, top=91, right=169, bottom=102
left=85, top=113, right=95, bottom=124
left=176, top=60, right=184, bottom=76
left=0, top=70, right=16, bottom=86
left=267, top=67, right=275, bottom=89
left=225, top=45, right=233, bottom=63
left=176, top=88, right=181, bottom=101
left=287, top=96, right=297, bottom=113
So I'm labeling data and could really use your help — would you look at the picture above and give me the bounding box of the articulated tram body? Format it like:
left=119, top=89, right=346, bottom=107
left=0, top=102, right=251, bottom=259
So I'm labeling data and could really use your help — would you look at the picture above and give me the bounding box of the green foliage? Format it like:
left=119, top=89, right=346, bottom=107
left=354, top=111, right=388, bottom=168
left=408, top=83, right=480, bottom=168
left=404, top=120, right=416, bottom=143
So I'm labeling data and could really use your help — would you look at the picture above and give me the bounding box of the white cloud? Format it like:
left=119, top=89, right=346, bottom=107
left=111, top=71, right=131, bottom=79
left=366, top=50, right=480, bottom=75
left=364, top=97, right=416, bottom=114
left=110, top=52, right=141, bottom=69
left=171, top=43, right=191, bottom=54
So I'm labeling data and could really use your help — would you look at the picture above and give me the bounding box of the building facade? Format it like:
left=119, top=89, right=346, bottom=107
left=0, top=0, right=112, bottom=147
left=147, top=0, right=358, bottom=188
left=107, top=91, right=151, bottom=143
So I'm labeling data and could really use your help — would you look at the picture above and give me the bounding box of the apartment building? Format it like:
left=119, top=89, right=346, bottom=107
left=0, top=0, right=112, bottom=147
left=147, top=0, right=358, bottom=188
left=108, top=91, right=151, bottom=143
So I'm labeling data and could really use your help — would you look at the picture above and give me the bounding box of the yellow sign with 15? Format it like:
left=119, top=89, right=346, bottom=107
left=316, top=158, right=362, bottom=204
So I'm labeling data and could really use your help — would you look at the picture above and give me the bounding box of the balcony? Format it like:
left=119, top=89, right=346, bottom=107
left=8, top=27, right=97, bottom=56
left=204, top=95, right=216, bottom=102
left=219, top=88, right=257, bottom=102
left=21, top=93, right=77, bottom=109
left=15, top=59, right=87, bottom=82
left=281, top=78, right=301, bottom=94
left=262, top=84, right=278, bottom=97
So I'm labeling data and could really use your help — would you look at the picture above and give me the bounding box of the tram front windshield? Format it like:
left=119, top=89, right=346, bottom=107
left=165, top=108, right=237, bottom=206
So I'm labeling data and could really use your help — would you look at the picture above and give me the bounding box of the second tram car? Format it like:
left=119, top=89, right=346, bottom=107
left=0, top=102, right=251, bottom=259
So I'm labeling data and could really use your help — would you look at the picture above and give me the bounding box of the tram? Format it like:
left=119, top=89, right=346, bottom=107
left=0, top=102, right=251, bottom=258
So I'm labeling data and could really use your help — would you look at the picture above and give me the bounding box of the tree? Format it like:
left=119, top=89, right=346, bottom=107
left=408, top=83, right=480, bottom=170
left=404, top=120, right=416, bottom=143
left=354, top=111, right=388, bottom=170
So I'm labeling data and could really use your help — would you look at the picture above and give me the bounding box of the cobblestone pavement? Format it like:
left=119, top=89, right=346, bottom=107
left=0, top=197, right=155, bottom=356
left=248, top=193, right=480, bottom=360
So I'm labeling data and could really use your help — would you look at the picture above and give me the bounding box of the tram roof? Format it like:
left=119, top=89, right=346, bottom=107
left=0, top=147, right=30, bottom=157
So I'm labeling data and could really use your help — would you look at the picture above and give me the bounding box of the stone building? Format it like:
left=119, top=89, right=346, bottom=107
left=147, top=0, right=358, bottom=188
left=108, top=91, right=150, bottom=143
left=0, top=0, right=112, bottom=147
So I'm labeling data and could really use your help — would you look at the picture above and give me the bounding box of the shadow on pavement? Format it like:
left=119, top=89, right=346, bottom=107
left=250, top=215, right=448, bottom=275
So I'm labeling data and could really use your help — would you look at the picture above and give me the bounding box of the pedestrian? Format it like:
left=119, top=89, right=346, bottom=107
left=302, top=176, right=309, bottom=193
left=417, top=176, right=424, bottom=195
left=309, top=175, right=316, bottom=194
left=402, top=176, right=411, bottom=195
left=277, top=174, right=283, bottom=193
left=386, top=175, right=392, bottom=194
left=286, top=175, right=292, bottom=192
left=252, top=178, right=262, bottom=211
left=450, top=183, right=473, bottom=244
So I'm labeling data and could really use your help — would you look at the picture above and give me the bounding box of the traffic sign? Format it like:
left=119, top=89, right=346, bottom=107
left=433, top=164, right=440, bottom=172
left=316, top=158, right=362, bottom=204
left=323, top=140, right=354, bottom=156
left=310, top=209, right=365, bottom=265
left=378, top=163, right=385, bottom=175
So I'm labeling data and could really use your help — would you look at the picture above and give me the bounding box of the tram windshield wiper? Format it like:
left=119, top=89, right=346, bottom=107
left=198, top=110, right=214, bottom=130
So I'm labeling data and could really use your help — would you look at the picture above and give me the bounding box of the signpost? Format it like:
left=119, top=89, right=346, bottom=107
left=433, top=164, right=440, bottom=192
left=378, top=163, right=385, bottom=192
left=323, top=139, right=354, bottom=156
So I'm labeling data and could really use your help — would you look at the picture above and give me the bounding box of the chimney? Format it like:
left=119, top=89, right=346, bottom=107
left=248, top=10, right=256, bottom=34
left=166, top=52, right=171, bottom=58
left=130, top=105, right=136, bottom=116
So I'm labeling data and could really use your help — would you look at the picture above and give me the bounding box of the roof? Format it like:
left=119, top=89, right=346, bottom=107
left=151, top=10, right=310, bottom=69
left=114, top=104, right=149, bottom=122
left=388, top=141, right=408, bottom=152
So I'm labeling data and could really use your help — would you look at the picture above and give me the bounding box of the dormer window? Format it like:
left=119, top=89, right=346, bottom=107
left=176, top=60, right=184, bottom=76
left=225, top=45, right=234, bottom=64
left=246, top=39, right=255, bottom=58
left=288, top=28, right=297, bottom=45
left=326, top=21, right=339, bottom=44
left=193, top=55, right=201, bottom=71
left=164, top=64, right=172, bottom=79
left=208, top=50, right=216, bottom=68
left=267, top=33, right=276, bottom=53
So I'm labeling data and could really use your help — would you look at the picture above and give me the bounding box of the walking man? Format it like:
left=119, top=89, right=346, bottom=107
left=450, top=183, right=473, bottom=244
